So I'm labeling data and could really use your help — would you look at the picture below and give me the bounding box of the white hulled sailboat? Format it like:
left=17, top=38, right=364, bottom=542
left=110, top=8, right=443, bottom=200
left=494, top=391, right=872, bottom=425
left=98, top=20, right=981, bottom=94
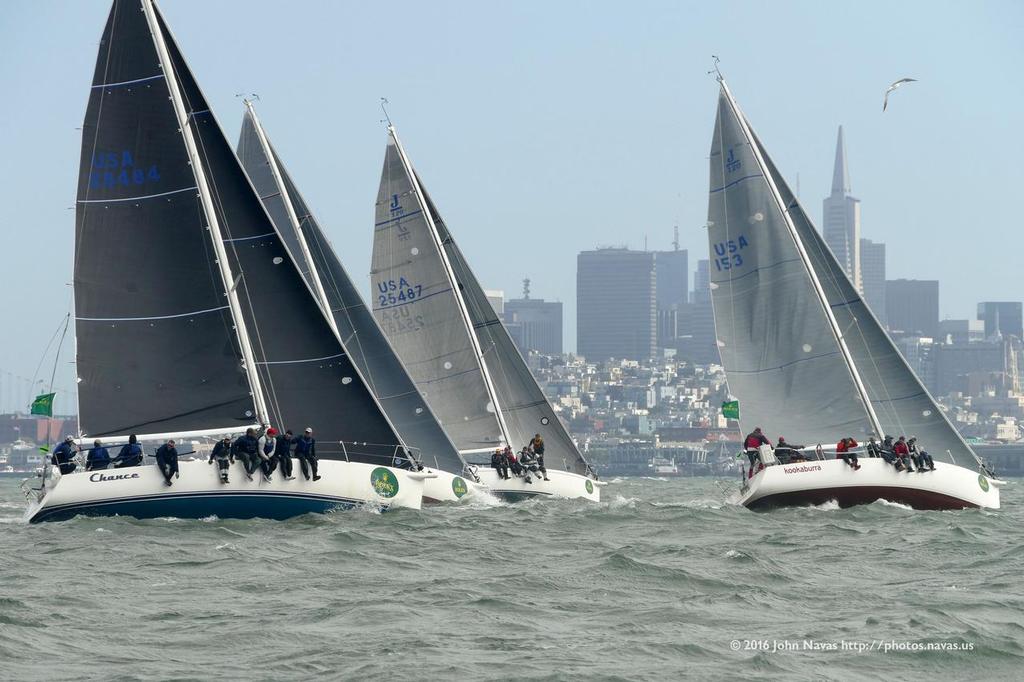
left=26, top=0, right=428, bottom=522
left=370, top=126, right=602, bottom=501
left=707, top=76, right=1002, bottom=511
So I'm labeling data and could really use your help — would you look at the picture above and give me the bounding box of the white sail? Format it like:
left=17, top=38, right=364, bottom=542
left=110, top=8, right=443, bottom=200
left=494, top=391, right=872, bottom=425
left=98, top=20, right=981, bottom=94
left=709, top=80, right=979, bottom=465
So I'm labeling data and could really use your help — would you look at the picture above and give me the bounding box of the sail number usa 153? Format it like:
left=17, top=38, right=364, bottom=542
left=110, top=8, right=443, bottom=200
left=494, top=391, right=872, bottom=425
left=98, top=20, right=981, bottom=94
left=376, top=276, right=423, bottom=308
left=713, top=235, right=748, bottom=271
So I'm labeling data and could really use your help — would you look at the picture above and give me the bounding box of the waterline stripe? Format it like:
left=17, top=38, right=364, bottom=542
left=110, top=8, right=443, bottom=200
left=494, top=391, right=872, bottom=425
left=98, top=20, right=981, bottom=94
left=77, top=305, right=230, bottom=322
left=92, top=74, right=164, bottom=89
left=78, top=185, right=198, bottom=204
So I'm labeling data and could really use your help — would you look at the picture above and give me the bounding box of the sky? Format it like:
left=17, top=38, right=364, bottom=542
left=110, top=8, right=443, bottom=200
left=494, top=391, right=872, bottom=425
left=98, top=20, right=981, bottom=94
left=0, top=0, right=1022, bottom=414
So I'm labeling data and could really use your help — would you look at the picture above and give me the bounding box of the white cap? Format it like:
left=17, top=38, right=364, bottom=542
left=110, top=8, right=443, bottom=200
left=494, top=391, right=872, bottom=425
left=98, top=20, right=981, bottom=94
left=304, top=427, right=313, bottom=433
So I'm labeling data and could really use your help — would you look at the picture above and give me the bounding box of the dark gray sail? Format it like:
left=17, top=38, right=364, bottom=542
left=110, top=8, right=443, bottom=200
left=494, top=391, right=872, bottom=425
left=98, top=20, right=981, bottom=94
left=707, top=88, right=873, bottom=444
left=151, top=6, right=406, bottom=463
left=236, top=112, right=468, bottom=475
left=370, top=141, right=504, bottom=452
left=420, top=187, right=591, bottom=475
left=751, top=130, right=975, bottom=464
left=75, top=0, right=255, bottom=436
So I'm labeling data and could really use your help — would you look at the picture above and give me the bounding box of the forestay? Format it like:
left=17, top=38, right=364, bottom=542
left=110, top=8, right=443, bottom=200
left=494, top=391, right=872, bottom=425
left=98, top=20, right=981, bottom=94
left=74, top=0, right=256, bottom=436
left=237, top=112, right=468, bottom=475
left=370, top=140, right=504, bottom=452
left=707, top=88, right=874, bottom=445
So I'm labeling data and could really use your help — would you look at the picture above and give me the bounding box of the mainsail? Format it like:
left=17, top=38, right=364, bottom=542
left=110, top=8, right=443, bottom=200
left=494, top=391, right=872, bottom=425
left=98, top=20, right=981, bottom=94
left=372, top=128, right=592, bottom=475
left=236, top=107, right=468, bottom=475
left=708, top=80, right=977, bottom=464
left=76, top=0, right=410, bottom=464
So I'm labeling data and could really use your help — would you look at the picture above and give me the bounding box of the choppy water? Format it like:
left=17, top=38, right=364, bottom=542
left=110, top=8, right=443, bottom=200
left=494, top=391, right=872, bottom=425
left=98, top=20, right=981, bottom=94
left=1, top=476, right=1022, bottom=681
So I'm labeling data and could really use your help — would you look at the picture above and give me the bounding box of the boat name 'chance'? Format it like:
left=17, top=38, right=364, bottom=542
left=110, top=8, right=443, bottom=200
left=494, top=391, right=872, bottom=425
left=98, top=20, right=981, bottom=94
left=89, top=472, right=141, bottom=483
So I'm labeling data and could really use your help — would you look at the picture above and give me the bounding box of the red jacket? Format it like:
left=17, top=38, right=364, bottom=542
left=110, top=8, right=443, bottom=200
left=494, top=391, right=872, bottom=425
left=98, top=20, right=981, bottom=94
left=893, top=441, right=909, bottom=455
left=744, top=433, right=768, bottom=450
left=836, top=439, right=858, bottom=453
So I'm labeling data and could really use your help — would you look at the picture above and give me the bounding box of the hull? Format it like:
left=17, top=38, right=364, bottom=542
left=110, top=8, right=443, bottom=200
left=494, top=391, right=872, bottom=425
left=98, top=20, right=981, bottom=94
left=420, top=468, right=483, bottom=503
left=740, top=457, right=1001, bottom=511
left=475, top=467, right=602, bottom=502
left=25, top=459, right=426, bottom=523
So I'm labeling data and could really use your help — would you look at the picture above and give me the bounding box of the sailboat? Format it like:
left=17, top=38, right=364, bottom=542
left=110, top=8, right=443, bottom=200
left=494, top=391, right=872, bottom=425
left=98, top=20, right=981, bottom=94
left=707, top=76, right=1002, bottom=510
left=26, top=0, right=429, bottom=522
left=371, top=126, right=602, bottom=501
left=235, top=102, right=479, bottom=503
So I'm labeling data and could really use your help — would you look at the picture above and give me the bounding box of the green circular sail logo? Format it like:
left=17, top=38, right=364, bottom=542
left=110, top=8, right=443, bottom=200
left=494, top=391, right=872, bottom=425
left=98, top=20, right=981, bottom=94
left=585, top=479, right=594, bottom=495
left=978, top=475, right=990, bottom=492
left=371, top=467, right=399, bottom=498
left=451, top=476, right=468, bottom=498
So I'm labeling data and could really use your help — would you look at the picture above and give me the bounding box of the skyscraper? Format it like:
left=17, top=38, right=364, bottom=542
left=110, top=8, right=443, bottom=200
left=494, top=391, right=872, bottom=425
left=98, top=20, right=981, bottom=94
left=860, top=238, right=886, bottom=325
left=977, top=302, right=1023, bottom=340
left=505, top=279, right=563, bottom=355
left=822, top=126, right=861, bottom=291
left=654, top=248, right=688, bottom=350
left=675, top=259, right=720, bottom=364
left=577, top=248, right=656, bottom=361
left=885, top=279, right=939, bottom=338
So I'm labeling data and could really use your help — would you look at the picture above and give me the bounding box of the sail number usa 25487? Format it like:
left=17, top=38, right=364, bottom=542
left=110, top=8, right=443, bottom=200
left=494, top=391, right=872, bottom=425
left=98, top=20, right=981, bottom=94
left=376, top=277, right=423, bottom=308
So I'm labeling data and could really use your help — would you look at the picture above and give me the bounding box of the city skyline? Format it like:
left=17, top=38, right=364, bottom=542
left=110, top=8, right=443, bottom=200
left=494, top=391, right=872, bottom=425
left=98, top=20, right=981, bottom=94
left=1, top=0, right=1021, bottom=404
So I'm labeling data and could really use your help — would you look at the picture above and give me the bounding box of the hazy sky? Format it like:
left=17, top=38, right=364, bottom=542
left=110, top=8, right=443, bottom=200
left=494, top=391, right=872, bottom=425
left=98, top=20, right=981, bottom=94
left=1, top=0, right=1021, bottom=413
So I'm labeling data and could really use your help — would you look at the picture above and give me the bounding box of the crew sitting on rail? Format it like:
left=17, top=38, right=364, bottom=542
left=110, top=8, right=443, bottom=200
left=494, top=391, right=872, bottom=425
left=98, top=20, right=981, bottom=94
left=774, top=436, right=805, bottom=464
left=113, top=434, right=144, bottom=468
left=907, top=437, right=935, bottom=472
left=86, top=439, right=110, bottom=471
left=276, top=429, right=295, bottom=480
left=155, top=439, right=180, bottom=486
left=491, top=448, right=509, bottom=479
left=835, top=437, right=861, bottom=470
left=893, top=436, right=916, bottom=473
left=743, top=427, right=770, bottom=478
left=865, top=437, right=882, bottom=458
left=877, top=436, right=902, bottom=469
left=520, top=446, right=545, bottom=484
left=257, top=427, right=277, bottom=482
left=294, top=428, right=320, bottom=482
left=51, top=436, right=79, bottom=475
left=208, top=435, right=232, bottom=484
left=232, top=428, right=261, bottom=481
left=505, top=445, right=523, bottom=478
left=528, top=436, right=550, bottom=481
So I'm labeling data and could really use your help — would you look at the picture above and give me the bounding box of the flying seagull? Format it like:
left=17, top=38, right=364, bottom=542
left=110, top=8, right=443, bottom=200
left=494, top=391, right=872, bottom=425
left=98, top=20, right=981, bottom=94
left=883, top=78, right=917, bottom=111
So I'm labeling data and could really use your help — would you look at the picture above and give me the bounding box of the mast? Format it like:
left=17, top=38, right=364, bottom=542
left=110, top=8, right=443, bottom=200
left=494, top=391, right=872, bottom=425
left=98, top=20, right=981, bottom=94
left=142, top=0, right=269, bottom=425
left=718, top=79, right=885, bottom=440
left=241, top=100, right=340, bottom=339
left=387, top=125, right=513, bottom=447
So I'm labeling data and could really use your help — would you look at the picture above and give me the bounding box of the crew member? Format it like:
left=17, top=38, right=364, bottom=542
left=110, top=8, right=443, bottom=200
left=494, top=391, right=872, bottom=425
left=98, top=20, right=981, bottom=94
left=835, top=437, right=861, bottom=470
left=114, top=435, right=144, bottom=468
left=520, top=446, right=542, bottom=484
left=232, top=428, right=261, bottom=481
left=743, top=427, right=770, bottom=479
left=86, top=439, right=111, bottom=471
left=51, top=436, right=79, bottom=475
left=908, top=437, right=935, bottom=472
left=878, top=435, right=901, bottom=469
left=258, top=427, right=277, bottom=482
left=491, top=448, right=509, bottom=480
left=155, top=439, right=179, bottom=486
left=893, top=436, right=915, bottom=473
left=276, top=429, right=295, bottom=480
left=529, top=434, right=549, bottom=480
left=775, top=436, right=805, bottom=464
left=865, top=437, right=882, bottom=458
left=506, top=445, right=523, bottom=478
left=208, top=434, right=232, bottom=484
left=294, top=428, right=320, bottom=481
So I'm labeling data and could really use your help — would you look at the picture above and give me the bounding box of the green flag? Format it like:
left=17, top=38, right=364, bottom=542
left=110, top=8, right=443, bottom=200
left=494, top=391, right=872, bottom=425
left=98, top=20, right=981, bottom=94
left=721, top=400, right=739, bottom=420
left=30, top=392, right=56, bottom=417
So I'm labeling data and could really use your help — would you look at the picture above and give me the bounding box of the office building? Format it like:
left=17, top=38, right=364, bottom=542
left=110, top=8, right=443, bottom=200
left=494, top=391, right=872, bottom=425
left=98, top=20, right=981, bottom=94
left=885, top=279, right=939, bottom=338
left=822, top=126, right=862, bottom=290
left=577, top=248, right=656, bottom=361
